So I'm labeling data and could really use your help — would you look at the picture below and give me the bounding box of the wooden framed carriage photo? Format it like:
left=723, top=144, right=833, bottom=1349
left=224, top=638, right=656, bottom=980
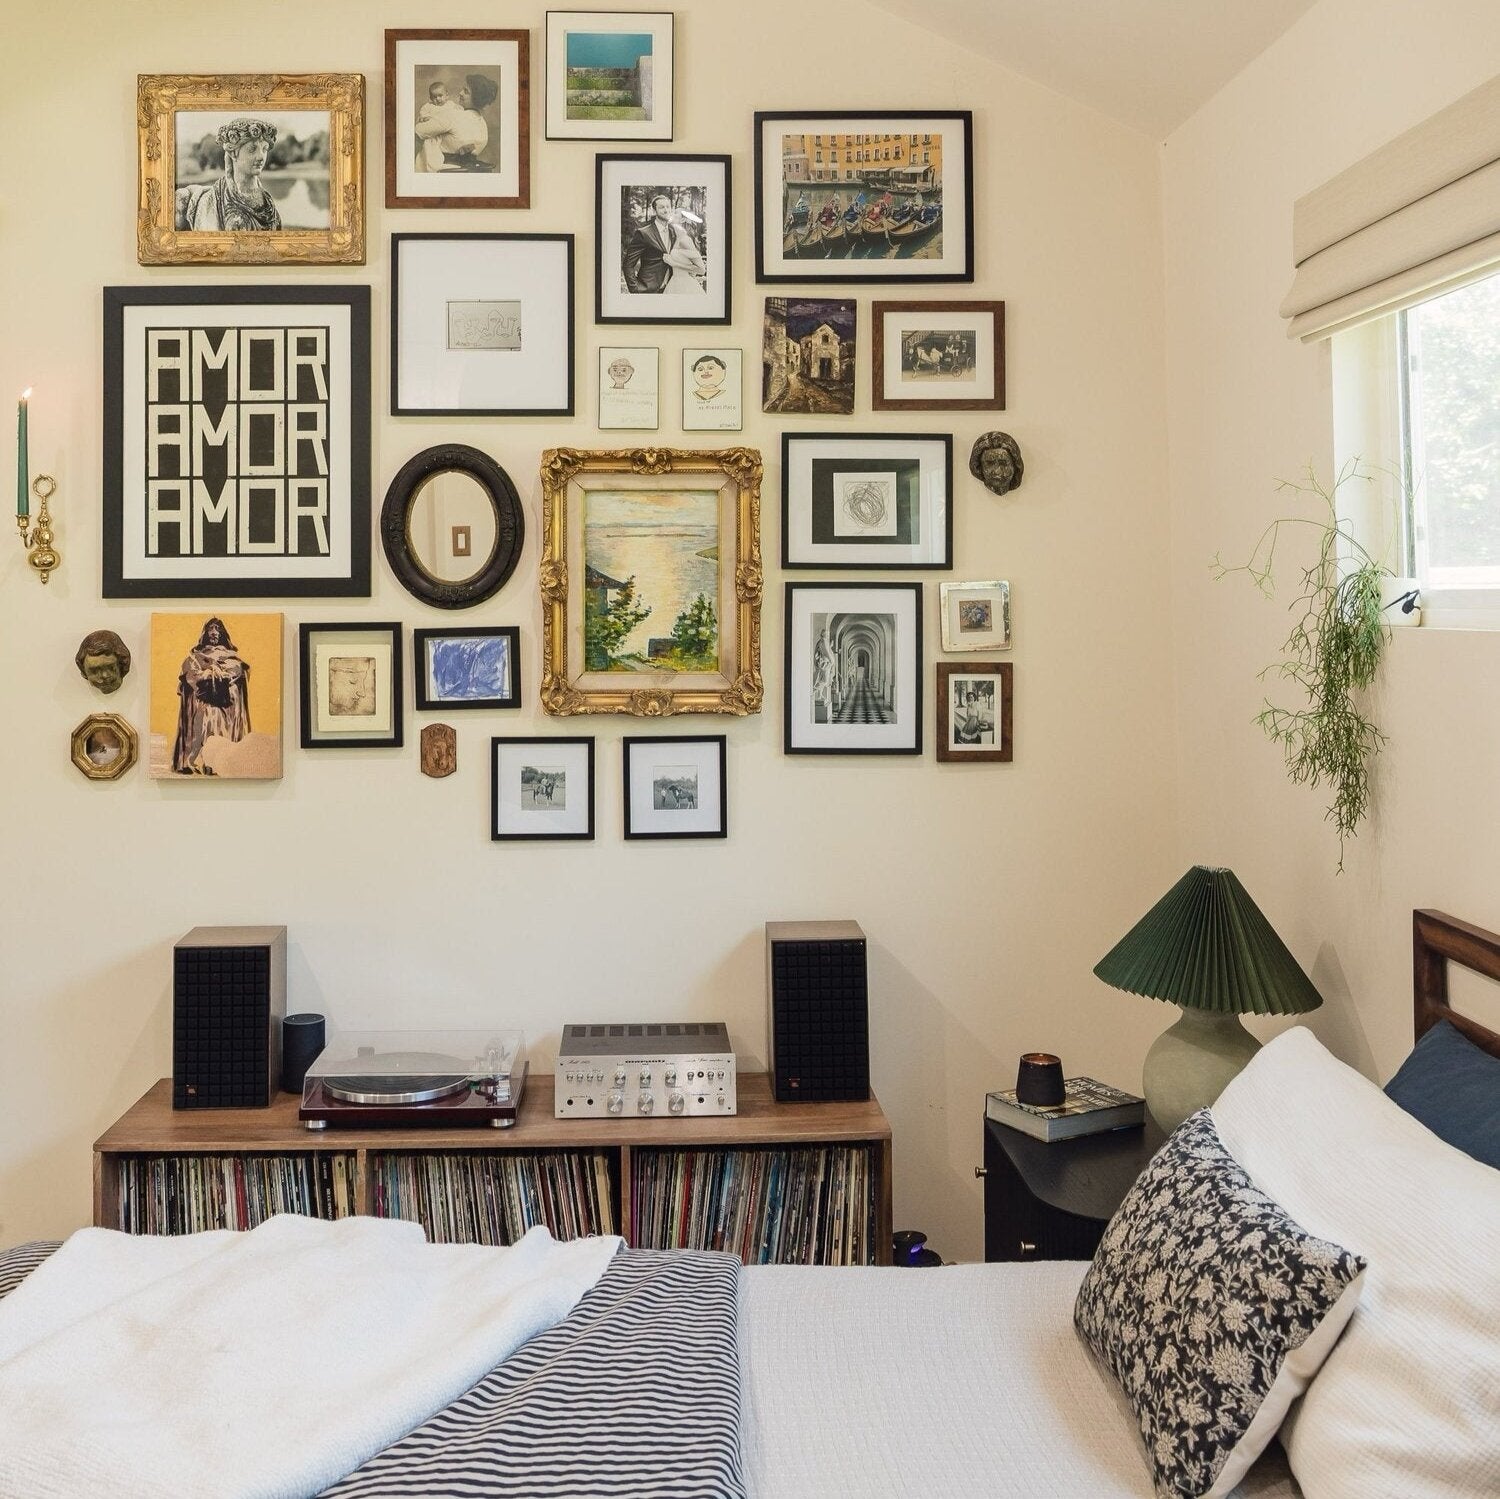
left=137, top=74, right=364, bottom=265
left=754, top=111, right=973, bottom=284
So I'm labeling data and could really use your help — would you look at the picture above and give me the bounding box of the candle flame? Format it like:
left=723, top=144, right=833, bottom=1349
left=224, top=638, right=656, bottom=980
left=20, top=389, right=30, bottom=401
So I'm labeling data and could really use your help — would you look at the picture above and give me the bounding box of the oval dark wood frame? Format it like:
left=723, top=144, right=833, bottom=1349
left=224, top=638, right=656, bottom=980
left=380, top=444, right=525, bottom=609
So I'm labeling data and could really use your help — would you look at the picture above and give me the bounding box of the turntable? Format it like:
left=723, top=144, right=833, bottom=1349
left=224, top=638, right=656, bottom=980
left=300, top=1030, right=527, bottom=1129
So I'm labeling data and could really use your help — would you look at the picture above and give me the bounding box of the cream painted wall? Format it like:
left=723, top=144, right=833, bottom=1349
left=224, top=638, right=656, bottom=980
left=0, top=0, right=1175, bottom=1260
left=1163, top=0, right=1500, bottom=1082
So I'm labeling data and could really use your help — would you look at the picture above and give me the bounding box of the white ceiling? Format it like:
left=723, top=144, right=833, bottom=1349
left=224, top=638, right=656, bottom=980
left=864, top=0, right=1320, bottom=138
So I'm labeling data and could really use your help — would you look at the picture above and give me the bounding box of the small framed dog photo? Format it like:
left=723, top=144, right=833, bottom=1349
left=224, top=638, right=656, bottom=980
left=623, top=735, right=727, bottom=838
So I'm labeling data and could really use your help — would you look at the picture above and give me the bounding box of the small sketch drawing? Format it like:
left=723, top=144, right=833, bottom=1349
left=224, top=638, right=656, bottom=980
left=448, top=300, right=523, bottom=350
left=328, top=656, right=377, bottom=716
left=830, top=470, right=898, bottom=538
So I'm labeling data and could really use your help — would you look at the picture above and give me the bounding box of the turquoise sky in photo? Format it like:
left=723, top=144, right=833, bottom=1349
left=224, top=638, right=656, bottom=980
left=566, top=31, right=652, bottom=68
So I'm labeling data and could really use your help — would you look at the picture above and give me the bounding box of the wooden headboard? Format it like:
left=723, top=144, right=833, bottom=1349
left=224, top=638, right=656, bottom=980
left=1413, top=909, right=1500, bottom=1059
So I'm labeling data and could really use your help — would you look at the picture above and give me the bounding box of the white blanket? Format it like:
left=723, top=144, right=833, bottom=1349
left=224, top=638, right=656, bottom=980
left=0, top=1215, right=621, bottom=1499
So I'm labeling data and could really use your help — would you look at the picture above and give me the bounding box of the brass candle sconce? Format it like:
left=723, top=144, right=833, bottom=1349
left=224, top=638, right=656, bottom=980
left=18, top=474, right=61, bottom=584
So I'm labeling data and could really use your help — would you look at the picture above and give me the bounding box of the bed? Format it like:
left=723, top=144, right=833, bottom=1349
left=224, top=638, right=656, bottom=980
left=1, top=908, right=1496, bottom=1499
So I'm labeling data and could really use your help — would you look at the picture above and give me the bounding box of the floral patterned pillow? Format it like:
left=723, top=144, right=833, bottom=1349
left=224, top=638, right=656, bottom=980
left=1074, top=1108, right=1366, bottom=1499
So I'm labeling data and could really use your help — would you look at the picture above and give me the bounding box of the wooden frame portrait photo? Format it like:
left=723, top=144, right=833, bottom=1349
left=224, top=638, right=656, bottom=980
left=138, top=73, right=364, bottom=266
left=414, top=626, right=521, bottom=711
left=623, top=734, right=727, bottom=839
left=872, top=300, right=1005, bottom=411
left=539, top=446, right=764, bottom=718
left=385, top=30, right=530, bottom=210
left=299, top=621, right=403, bottom=750
left=491, top=736, right=596, bottom=840
left=936, top=661, right=1012, bottom=762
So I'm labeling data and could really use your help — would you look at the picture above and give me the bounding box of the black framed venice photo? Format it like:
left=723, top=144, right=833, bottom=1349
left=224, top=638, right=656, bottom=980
left=103, top=285, right=372, bottom=598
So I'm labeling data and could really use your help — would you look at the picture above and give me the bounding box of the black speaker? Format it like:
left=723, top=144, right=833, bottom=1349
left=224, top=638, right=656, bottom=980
left=766, top=920, right=869, bottom=1102
left=281, top=1013, right=326, bottom=1094
left=172, top=926, right=286, bottom=1109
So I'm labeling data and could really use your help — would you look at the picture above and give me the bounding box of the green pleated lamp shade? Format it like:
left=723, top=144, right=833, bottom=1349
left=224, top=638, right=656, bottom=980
left=1093, top=866, right=1323, bottom=1016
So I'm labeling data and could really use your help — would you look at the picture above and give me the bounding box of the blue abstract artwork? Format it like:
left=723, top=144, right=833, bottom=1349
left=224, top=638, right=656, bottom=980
left=429, top=635, right=511, bottom=701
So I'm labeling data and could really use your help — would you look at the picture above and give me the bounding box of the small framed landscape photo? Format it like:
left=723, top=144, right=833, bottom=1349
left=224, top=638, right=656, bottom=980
left=782, top=432, right=951, bottom=569
left=623, top=735, right=727, bottom=838
left=546, top=10, right=674, bottom=141
left=940, top=580, right=1011, bottom=651
left=491, top=736, right=595, bottom=840
left=682, top=348, right=742, bottom=431
left=598, top=346, right=660, bottom=430
left=873, top=300, right=1004, bottom=411
left=414, top=626, right=521, bottom=711
left=138, top=73, right=364, bottom=265
left=300, top=622, right=403, bottom=749
left=783, top=582, right=923, bottom=755
left=392, top=233, right=574, bottom=416
left=937, top=661, right=1012, bottom=763
left=596, top=155, right=731, bottom=325
left=385, top=29, right=531, bottom=209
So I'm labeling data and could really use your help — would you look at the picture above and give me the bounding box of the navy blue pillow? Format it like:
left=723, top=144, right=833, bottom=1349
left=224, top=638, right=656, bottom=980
left=1385, top=1019, right=1500, bottom=1170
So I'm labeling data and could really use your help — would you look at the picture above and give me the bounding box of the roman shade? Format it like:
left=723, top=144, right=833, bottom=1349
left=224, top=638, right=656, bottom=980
left=1282, top=73, right=1500, bottom=341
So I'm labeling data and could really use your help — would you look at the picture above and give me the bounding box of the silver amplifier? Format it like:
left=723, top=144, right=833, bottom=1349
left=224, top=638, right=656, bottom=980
left=556, top=1021, right=736, bottom=1118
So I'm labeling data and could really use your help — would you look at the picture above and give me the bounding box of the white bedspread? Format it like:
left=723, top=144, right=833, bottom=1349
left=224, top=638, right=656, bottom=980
left=0, top=1215, right=620, bottom=1499
left=740, top=1260, right=1301, bottom=1499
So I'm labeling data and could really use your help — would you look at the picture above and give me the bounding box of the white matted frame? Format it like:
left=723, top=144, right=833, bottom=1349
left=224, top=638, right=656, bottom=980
left=939, top=580, right=1011, bottom=651
left=491, top=736, right=595, bottom=840
left=299, top=621, right=403, bottom=748
left=545, top=10, right=674, bottom=141
left=391, top=233, right=574, bottom=416
left=783, top=581, right=923, bottom=755
left=872, top=300, right=1004, bottom=411
left=623, top=734, right=727, bottom=838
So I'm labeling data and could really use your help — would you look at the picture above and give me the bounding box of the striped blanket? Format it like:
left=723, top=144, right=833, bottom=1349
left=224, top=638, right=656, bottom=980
left=0, top=1240, right=746, bottom=1499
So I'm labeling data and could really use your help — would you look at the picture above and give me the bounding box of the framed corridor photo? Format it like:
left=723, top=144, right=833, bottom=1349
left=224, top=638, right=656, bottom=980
left=491, top=736, right=596, bottom=840
left=783, top=582, right=923, bottom=755
left=936, top=660, right=1012, bottom=763
left=103, top=285, right=372, bottom=598
left=622, top=735, right=727, bottom=838
left=299, top=621, right=404, bottom=749
left=545, top=10, right=674, bottom=141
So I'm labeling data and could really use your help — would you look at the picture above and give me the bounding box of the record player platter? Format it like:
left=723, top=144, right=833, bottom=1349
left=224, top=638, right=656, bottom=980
left=321, top=1051, right=471, bottom=1105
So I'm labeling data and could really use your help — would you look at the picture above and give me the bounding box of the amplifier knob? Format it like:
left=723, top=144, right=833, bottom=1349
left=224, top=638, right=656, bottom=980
left=607, top=1091, right=624, bottom=1115
left=614, top=1068, right=627, bottom=1086
left=639, top=1069, right=652, bottom=1087
left=664, top=1066, right=677, bottom=1086
left=717, top=1093, right=727, bottom=1109
left=639, top=1091, right=655, bottom=1114
left=668, top=1091, right=685, bottom=1114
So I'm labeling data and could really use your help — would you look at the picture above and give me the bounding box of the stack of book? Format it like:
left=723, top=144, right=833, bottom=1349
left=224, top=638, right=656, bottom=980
left=985, top=1077, right=1145, bottom=1142
left=115, top=1152, right=357, bottom=1233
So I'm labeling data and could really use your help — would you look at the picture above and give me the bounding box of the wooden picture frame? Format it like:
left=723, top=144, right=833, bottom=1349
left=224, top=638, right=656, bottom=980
left=414, top=626, right=521, bottom=711
left=384, top=30, right=530, bottom=209
left=71, top=714, right=138, bottom=781
left=299, top=621, right=403, bottom=749
left=872, top=300, right=1005, bottom=411
left=137, top=73, right=364, bottom=265
left=491, top=736, right=596, bottom=840
left=783, top=581, right=923, bottom=755
left=103, top=285, right=371, bottom=599
left=754, top=110, right=973, bottom=284
left=539, top=446, right=763, bottom=717
left=545, top=10, right=674, bottom=141
left=623, top=734, right=727, bottom=838
left=936, top=661, right=1012, bottom=762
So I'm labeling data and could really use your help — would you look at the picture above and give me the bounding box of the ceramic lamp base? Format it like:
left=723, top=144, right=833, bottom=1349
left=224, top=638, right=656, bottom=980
left=1142, top=1006, right=1262, bottom=1133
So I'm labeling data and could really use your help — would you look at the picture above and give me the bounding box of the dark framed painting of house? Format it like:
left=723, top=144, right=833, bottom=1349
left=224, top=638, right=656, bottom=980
left=762, top=298, right=855, bottom=416
left=538, top=446, right=763, bottom=717
left=103, top=285, right=371, bottom=598
left=754, top=111, right=973, bottom=284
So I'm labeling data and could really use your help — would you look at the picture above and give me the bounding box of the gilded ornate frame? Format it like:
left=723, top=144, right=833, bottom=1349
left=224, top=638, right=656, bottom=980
left=539, top=446, right=763, bottom=716
left=138, top=74, right=365, bottom=266
left=71, top=714, right=139, bottom=781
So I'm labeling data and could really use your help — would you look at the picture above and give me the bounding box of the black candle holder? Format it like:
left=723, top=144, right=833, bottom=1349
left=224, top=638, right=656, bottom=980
left=1016, top=1052, right=1065, bottom=1108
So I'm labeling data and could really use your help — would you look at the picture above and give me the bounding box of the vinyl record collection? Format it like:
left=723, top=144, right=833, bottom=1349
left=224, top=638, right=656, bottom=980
left=630, top=1144, right=879, bottom=1265
left=115, top=1152, right=357, bottom=1233
left=370, top=1150, right=616, bottom=1245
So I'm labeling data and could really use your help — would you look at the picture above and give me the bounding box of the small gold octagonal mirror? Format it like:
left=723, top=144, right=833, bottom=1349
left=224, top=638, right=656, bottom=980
left=71, top=713, right=138, bottom=781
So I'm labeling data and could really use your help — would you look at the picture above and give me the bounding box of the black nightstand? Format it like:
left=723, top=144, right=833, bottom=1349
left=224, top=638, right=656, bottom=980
left=981, top=1115, right=1164, bottom=1261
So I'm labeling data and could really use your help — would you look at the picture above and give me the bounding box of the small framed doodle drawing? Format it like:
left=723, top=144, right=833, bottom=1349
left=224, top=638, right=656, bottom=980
left=299, top=621, right=403, bottom=749
left=782, top=433, right=951, bottom=569
left=872, top=300, right=1004, bottom=411
left=138, top=73, right=364, bottom=266
left=936, top=661, right=1012, bottom=763
left=783, top=582, right=923, bottom=756
left=939, top=580, right=1011, bottom=652
left=491, top=736, right=596, bottom=840
left=681, top=348, right=743, bottom=432
left=623, top=735, right=727, bottom=839
left=598, top=346, right=660, bottom=430
left=414, top=626, right=521, bottom=711
left=545, top=10, right=674, bottom=141
left=385, top=29, right=530, bottom=209
left=392, top=233, right=574, bottom=416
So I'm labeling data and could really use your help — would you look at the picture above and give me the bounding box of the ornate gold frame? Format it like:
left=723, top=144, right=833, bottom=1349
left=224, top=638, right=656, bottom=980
left=71, top=714, right=139, bottom=782
left=138, top=74, right=365, bottom=265
left=540, top=447, right=763, bottom=717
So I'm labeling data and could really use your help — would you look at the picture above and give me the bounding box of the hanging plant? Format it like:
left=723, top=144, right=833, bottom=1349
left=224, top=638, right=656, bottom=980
left=1213, top=460, right=1405, bottom=870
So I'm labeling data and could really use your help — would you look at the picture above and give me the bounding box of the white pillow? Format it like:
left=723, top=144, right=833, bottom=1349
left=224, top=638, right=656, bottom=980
left=1213, top=1027, right=1500, bottom=1498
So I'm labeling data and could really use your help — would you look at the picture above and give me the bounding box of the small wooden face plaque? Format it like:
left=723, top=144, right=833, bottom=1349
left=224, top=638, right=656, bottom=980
left=421, top=722, right=457, bottom=778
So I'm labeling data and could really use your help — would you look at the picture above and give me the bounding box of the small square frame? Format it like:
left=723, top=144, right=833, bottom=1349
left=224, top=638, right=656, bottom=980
left=940, top=580, right=1011, bottom=651
left=872, top=300, right=1005, bottom=411
left=299, top=621, right=403, bottom=748
left=623, top=734, right=727, bottom=838
left=597, top=345, right=660, bottom=430
left=545, top=10, right=674, bottom=141
left=414, top=625, right=521, bottom=711
left=492, top=736, right=596, bottom=840
left=936, top=661, right=1012, bottom=762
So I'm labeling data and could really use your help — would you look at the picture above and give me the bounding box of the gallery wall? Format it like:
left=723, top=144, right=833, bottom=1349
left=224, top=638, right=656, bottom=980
left=1163, top=0, right=1500, bottom=1083
left=0, top=0, right=1177, bottom=1259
